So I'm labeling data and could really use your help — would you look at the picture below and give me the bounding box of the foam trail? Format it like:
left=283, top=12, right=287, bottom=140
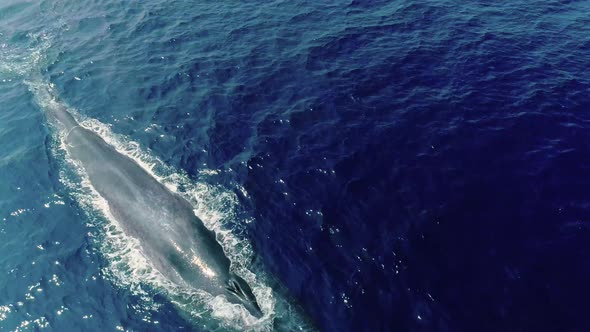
left=3, top=28, right=314, bottom=332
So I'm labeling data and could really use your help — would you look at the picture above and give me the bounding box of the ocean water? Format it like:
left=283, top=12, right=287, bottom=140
left=1, top=0, right=590, bottom=331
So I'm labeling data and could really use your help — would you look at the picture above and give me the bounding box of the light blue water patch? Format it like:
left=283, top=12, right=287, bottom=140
left=0, top=82, right=129, bottom=331
left=1, top=1, right=314, bottom=330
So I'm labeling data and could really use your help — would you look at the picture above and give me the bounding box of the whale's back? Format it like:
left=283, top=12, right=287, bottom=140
left=64, top=126, right=233, bottom=295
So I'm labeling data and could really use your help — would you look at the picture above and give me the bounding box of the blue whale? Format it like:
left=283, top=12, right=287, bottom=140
left=47, top=101, right=262, bottom=318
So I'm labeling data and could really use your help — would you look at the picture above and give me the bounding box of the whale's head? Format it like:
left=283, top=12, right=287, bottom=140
left=226, top=274, right=263, bottom=318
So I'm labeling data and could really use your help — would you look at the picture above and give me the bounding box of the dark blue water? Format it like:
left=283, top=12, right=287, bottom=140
left=2, top=0, right=590, bottom=331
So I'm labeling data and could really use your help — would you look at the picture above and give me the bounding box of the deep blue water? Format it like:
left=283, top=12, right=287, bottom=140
left=2, top=0, right=590, bottom=331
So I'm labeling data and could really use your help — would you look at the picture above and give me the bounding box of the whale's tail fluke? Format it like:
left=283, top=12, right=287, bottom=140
left=226, top=274, right=263, bottom=318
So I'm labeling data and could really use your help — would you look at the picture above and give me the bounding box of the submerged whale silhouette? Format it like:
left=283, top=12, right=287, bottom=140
left=47, top=101, right=262, bottom=317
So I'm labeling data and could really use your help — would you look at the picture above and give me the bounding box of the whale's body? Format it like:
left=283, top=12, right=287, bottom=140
left=48, top=103, right=262, bottom=317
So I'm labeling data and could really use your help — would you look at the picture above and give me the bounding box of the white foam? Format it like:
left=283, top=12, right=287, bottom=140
left=0, top=31, right=53, bottom=78
left=0, top=305, right=11, bottom=322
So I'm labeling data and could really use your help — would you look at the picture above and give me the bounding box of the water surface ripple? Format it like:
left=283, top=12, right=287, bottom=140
left=1, top=0, right=590, bottom=331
